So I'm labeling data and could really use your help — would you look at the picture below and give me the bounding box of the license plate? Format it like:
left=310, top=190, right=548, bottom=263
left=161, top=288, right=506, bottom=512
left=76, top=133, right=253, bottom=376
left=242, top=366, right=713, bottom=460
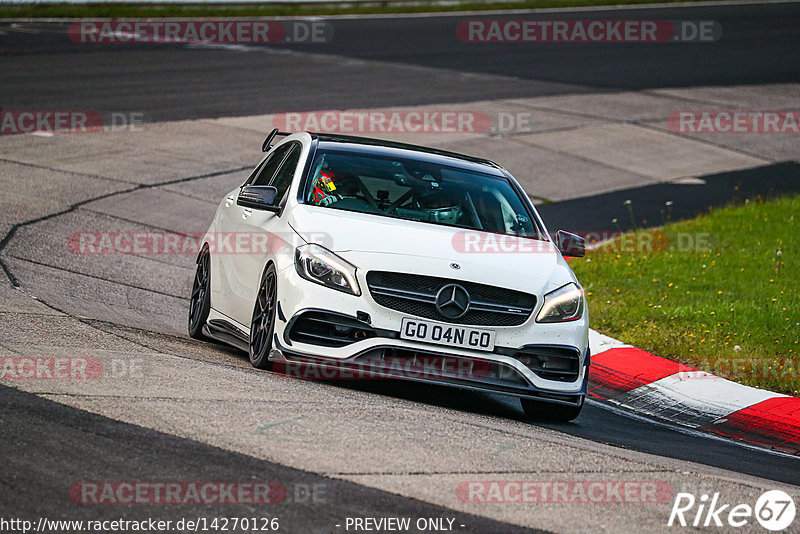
left=400, top=318, right=496, bottom=352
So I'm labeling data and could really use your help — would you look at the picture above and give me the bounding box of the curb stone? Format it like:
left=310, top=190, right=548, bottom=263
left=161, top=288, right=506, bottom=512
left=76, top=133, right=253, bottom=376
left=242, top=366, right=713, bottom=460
left=588, top=330, right=800, bottom=455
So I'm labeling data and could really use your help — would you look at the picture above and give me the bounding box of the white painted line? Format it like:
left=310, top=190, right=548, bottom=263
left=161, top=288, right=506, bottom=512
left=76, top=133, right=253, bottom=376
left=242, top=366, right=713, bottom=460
left=186, top=42, right=260, bottom=52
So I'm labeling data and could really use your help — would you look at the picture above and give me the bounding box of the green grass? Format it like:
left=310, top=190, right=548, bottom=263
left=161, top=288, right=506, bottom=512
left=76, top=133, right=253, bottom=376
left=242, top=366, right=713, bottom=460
left=0, top=0, right=740, bottom=19
left=570, top=195, right=800, bottom=396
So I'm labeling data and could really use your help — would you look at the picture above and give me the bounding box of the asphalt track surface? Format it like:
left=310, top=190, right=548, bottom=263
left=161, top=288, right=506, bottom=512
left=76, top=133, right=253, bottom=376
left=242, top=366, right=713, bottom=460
left=0, top=2, right=798, bottom=120
left=1, top=2, right=800, bottom=532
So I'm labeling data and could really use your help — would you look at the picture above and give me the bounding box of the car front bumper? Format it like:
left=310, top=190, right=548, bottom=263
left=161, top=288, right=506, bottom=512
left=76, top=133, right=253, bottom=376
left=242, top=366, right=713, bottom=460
left=271, top=263, right=589, bottom=403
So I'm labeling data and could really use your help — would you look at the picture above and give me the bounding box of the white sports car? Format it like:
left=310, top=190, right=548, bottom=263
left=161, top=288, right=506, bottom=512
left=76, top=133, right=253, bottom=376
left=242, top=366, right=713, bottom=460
left=189, top=130, right=589, bottom=421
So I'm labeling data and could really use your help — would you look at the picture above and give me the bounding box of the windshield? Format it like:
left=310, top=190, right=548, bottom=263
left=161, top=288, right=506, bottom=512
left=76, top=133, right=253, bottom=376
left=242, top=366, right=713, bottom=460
left=303, top=149, right=541, bottom=239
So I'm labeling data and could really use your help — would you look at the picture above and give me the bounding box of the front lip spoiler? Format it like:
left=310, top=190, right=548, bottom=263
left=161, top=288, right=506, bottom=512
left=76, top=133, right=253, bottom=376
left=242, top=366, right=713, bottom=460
left=271, top=339, right=587, bottom=407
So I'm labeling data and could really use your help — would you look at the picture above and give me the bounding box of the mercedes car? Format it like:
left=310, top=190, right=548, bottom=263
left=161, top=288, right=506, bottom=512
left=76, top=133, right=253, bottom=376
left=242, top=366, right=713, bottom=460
left=188, top=130, right=589, bottom=421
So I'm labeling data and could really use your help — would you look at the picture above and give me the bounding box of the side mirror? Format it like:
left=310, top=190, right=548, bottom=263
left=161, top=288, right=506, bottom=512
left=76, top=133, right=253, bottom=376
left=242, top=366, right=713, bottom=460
left=237, top=185, right=280, bottom=213
left=556, top=230, right=585, bottom=258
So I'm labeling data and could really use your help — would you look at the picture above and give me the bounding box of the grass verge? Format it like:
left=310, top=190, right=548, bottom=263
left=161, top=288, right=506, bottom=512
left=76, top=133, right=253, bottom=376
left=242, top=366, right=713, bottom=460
left=1, top=0, right=738, bottom=19
left=570, top=194, right=799, bottom=396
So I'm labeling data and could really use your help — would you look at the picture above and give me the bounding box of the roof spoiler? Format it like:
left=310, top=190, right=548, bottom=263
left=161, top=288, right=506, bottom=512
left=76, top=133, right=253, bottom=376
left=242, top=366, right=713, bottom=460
left=262, top=128, right=292, bottom=152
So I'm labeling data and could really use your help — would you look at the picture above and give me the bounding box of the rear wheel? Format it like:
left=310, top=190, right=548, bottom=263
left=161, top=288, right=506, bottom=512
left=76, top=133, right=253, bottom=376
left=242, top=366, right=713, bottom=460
left=521, top=396, right=584, bottom=422
left=249, top=263, right=277, bottom=369
left=188, top=246, right=211, bottom=340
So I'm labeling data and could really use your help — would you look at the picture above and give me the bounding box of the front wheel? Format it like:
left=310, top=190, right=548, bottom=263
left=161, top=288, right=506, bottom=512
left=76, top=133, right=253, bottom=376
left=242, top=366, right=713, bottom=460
left=249, top=263, right=277, bottom=369
left=521, top=396, right=584, bottom=422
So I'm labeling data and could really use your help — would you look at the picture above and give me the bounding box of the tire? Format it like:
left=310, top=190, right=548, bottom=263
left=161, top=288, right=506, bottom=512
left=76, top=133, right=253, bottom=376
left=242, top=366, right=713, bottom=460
left=249, top=263, right=278, bottom=370
left=521, top=396, right=584, bottom=422
left=188, top=246, right=211, bottom=340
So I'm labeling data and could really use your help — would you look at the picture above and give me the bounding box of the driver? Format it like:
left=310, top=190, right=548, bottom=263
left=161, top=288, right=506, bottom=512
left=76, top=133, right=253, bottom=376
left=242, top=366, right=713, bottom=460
left=310, top=170, right=338, bottom=206
left=415, top=189, right=464, bottom=225
left=310, top=170, right=359, bottom=206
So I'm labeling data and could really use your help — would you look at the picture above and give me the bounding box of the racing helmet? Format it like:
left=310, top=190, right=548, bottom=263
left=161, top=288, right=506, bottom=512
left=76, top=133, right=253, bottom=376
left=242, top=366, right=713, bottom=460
left=311, top=170, right=339, bottom=205
left=416, top=189, right=463, bottom=225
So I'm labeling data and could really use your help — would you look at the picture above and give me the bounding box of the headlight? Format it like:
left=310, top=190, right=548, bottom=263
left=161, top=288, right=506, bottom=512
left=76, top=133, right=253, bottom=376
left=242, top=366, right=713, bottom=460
left=536, top=283, right=583, bottom=323
left=295, top=244, right=361, bottom=296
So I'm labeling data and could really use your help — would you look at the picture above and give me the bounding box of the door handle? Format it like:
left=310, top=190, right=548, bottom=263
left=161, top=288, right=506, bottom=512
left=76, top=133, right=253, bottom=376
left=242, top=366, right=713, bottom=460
left=225, top=195, right=236, bottom=207
left=242, top=208, right=253, bottom=219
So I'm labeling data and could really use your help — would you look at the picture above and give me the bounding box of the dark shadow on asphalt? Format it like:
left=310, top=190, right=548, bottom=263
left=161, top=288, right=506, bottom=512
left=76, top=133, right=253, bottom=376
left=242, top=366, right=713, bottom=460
left=538, top=162, right=800, bottom=234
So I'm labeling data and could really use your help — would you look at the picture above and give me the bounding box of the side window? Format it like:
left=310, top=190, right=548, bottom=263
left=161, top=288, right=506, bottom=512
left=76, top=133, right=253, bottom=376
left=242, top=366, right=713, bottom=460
left=269, top=143, right=302, bottom=203
left=250, top=143, right=294, bottom=186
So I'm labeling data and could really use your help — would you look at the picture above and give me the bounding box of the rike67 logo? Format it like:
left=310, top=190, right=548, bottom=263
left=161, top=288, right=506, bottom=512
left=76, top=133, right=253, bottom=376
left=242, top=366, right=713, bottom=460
left=669, top=490, right=796, bottom=531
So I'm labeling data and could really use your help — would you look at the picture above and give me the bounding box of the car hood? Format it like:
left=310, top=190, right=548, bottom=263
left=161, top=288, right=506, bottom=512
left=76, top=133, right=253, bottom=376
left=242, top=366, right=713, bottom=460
left=288, top=204, right=577, bottom=294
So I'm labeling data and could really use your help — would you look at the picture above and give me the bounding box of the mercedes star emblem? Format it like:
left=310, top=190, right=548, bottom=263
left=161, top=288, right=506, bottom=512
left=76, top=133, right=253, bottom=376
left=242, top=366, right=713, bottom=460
left=435, top=284, right=470, bottom=319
